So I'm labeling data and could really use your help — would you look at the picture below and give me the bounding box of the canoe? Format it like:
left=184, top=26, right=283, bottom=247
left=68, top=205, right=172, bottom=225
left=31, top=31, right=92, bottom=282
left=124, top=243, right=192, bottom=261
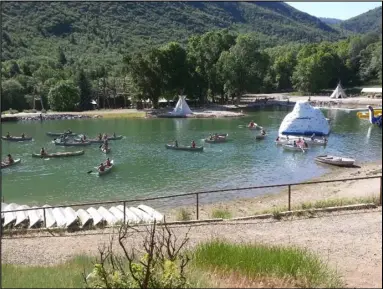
left=357, top=110, right=382, bottom=119
left=74, top=135, right=123, bottom=143
left=86, top=207, right=104, bottom=227
left=3, top=203, right=19, bottom=227
left=315, top=155, right=355, bottom=167
left=42, top=204, right=57, bottom=228
left=109, top=206, right=125, bottom=222
left=28, top=206, right=44, bottom=228
left=129, top=207, right=155, bottom=223
left=204, top=134, right=228, bottom=143
left=116, top=205, right=141, bottom=224
left=14, top=205, right=30, bottom=227
left=52, top=207, right=67, bottom=228
left=137, top=205, right=164, bottom=222
left=54, top=140, right=91, bottom=147
left=1, top=136, right=33, bottom=142
left=97, top=206, right=118, bottom=225
left=165, top=144, right=204, bottom=152
left=32, top=151, right=85, bottom=158
left=282, top=144, right=308, bottom=152
left=101, top=147, right=111, bottom=154
left=1, top=159, right=21, bottom=169
left=63, top=207, right=78, bottom=228
left=46, top=132, right=77, bottom=137
left=98, top=160, right=114, bottom=176
left=255, top=134, right=266, bottom=140
left=276, top=138, right=327, bottom=146
left=76, top=209, right=93, bottom=227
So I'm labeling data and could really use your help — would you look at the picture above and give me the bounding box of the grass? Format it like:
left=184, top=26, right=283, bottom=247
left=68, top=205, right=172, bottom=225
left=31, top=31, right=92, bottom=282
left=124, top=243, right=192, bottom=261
left=176, top=208, right=192, bottom=221
left=192, top=240, right=342, bottom=288
left=1, top=255, right=94, bottom=288
left=211, top=208, right=232, bottom=219
left=259, top=195, right=379, bottom=217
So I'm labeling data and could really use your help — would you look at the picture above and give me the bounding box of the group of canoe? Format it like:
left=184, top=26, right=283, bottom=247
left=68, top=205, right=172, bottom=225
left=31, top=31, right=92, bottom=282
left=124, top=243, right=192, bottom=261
left=166, top=133, right=231, bottom=152
left=1, top=202, right=164, bottom=229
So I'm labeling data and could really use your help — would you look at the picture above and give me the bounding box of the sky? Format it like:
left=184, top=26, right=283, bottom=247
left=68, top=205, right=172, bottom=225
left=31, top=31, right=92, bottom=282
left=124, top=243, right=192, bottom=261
left=286, top=2, right=382, bottom=20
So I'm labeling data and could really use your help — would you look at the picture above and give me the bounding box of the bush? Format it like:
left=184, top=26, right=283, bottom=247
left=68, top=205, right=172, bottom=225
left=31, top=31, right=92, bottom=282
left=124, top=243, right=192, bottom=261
left=211, top=208, right=232, bottom=219
left=176, top=208, right=192, bottom=221
left=48, top=81, right=80, bottom=111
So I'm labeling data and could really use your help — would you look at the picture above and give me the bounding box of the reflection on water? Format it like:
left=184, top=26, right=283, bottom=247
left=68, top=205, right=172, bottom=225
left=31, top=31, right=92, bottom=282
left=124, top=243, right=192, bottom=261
left=1, top=108, right=382, bottom=206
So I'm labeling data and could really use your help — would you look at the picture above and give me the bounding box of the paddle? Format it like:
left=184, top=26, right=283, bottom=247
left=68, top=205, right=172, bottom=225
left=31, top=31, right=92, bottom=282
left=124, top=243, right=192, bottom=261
left=87, top=170, right=93, bottom=174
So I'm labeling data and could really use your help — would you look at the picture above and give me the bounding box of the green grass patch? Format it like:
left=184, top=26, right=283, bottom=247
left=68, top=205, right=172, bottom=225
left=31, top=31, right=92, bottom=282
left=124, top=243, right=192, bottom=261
left=176, top=208, right=192, bottom=221
left=259, top=196, right=379, bottom=216
left=1, top=255, right=94, bottom=288
left=192, top=240, right=342, bottom=288
left=211, top=208, right=232, bottom=219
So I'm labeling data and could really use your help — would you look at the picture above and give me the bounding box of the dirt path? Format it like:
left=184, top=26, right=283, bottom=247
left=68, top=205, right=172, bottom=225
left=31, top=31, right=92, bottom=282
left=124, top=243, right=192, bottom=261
left=2, top=208, right=381, bottom=288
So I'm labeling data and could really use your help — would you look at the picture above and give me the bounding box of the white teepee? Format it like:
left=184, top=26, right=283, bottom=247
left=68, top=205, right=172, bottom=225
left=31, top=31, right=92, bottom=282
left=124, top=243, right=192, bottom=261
left=171, top=95, right=192, bottom=116
left=330, top=83, right=347, bottom=99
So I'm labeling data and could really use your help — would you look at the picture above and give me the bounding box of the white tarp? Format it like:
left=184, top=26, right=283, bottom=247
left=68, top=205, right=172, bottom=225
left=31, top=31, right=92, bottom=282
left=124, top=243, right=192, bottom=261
left=278, top=101, right=330, bottom=137
left=171, top=95, right=192, bottom=116
left=330, top=83, right=347, bottom=99
left=361, top=88, right=382, bottom=93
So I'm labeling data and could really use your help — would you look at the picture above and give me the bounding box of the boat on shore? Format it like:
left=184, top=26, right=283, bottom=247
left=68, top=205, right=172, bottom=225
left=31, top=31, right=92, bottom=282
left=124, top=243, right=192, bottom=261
left=46, top=132, right=77, bottom=137
left=315, top=155, right=355, bottom=167
left=98, top=160, right=114, bottom=176
left=165, top=144, right=204, bottom=152
left=204, top=134, right=228, bottom=143
left=1, top=136, right=33, bottom=142
left=32, top=151, right=85, bottom=158
left=282, top=144, right=308, bottom=152
left=1, top=159, right=21, bottom=169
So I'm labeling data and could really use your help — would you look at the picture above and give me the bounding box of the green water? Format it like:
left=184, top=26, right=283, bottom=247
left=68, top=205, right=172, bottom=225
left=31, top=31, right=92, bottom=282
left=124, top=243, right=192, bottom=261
left=1, top=108, right=382, bottom=208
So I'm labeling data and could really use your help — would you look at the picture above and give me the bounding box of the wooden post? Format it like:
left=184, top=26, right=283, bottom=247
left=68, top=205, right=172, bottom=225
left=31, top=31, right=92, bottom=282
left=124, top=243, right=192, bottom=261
left=288, top=185, right=291, bottom=211
left=43, top=208, right=47, bottom=228
left=196, top=193, right=199, bottom=220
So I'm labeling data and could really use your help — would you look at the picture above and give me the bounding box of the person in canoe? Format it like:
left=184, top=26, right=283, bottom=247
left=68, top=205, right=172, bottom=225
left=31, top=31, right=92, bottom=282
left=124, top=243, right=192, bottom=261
left=209, top=134, right=214, bottom=140
left=66, top=129, right=72, bottom=134
left=6, top=132, right=10, bottom=138
left=98, top=133, right=102, bottom=141
left=293, top=141, right=297, bottom=147
left=261, top=129, right=266, bottom=136
left=191, top=140, right=196, bottom=148
left=21, top=133, right=26, bottom=139
left=174, top=140, right=178, bottom=147
left=98, top=163, right=105, bottom=172
left=113, top=132, right=116, bottom=138
left=102, top=142, right=109, bottom=151
left=310, top=133, right=316, bottom=141
left=303, top=140, right=308, bottom=148
left=6, top=154, right=14, bottom=164
left=106, top=158, right=111, bottom=167
left=40, top=147, right=47, bottom=156
left=248, top=121, right=255, bottom=128
left=276, top=136, right=280, bottom=141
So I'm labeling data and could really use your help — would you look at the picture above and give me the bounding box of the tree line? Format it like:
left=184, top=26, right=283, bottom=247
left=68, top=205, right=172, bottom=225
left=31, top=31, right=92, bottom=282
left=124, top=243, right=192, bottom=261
left=1, top=29, right=381, bottom=112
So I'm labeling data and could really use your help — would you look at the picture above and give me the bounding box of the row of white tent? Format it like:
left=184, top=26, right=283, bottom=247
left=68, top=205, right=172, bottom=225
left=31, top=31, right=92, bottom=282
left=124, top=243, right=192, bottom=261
left=1, top=203, right=164, bottom=229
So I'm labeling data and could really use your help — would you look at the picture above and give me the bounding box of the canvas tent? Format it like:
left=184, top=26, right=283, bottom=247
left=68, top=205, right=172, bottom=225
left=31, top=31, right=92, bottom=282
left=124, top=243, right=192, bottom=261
left=330, top=83, right=347, bottom=99
left=278, top=101, right=330, bottom=137
left=170, top=95, right=192, bottom=116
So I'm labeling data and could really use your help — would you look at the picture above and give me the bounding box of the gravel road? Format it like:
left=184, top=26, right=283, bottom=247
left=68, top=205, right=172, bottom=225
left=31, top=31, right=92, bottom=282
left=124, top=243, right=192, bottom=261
left=2, top=208, right=381, bottom=288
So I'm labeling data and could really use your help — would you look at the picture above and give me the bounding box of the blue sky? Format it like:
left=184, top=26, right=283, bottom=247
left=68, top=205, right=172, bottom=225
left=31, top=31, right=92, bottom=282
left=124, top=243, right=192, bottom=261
left=286, top=2, right=382, bottom=20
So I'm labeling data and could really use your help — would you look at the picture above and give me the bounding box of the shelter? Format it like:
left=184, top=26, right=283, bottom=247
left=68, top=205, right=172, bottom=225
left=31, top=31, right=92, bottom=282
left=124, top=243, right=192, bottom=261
left=170, top=95, right=193, bottom=116
left=278, top=101, right=330, bottom=137
left=330, top=83, right=347, bottom=99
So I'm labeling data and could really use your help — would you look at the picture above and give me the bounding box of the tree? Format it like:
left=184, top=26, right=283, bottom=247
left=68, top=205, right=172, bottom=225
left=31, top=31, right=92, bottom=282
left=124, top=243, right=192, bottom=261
left=1, top=79, right=27, bottom=111
left=48, top=81, right=80, bottom=111
left=57, top=47, right=67, bottom=66
left=76, top=69, right=93, bottom=111
left=9, top=61, right=21, bottom=77
left=216, top=34, right=269, bottom=104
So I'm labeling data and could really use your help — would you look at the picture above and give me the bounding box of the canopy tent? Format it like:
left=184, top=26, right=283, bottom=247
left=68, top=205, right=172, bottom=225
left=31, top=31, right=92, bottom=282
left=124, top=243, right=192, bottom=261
left=170, top=95, right=193, bottom=116
left=361, top=87, right=382, bottom=94
left=278, top=101, right=330, bottom=137
left=330, top=83, right=347, bottom=99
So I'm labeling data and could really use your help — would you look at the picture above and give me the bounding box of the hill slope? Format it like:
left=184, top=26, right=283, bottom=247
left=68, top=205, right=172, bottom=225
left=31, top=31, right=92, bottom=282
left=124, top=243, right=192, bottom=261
left=2, top=1, right=341, bottom=62
left=339, top=6, right=382, bottom=34
left=319, top=17, right=343, bottom=25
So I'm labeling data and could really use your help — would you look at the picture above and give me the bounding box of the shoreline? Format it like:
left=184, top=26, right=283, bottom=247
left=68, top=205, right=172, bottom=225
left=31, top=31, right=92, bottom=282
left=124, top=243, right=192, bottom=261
left=164, top=160, right=382, bottom=221
left=1, top=95, right=381, bottom=122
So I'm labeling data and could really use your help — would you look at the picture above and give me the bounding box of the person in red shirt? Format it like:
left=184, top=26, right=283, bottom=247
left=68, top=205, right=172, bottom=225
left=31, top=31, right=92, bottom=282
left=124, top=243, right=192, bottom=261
left=191, top=140, right=196, bottom=148
left=106, top=158, right=111, bottom=167
left=99, top=163, right=105, bottom=172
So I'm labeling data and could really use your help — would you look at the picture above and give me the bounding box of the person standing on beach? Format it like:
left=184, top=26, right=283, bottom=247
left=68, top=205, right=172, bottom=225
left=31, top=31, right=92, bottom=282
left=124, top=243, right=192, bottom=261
left=40, top=113, right=43, bottom=122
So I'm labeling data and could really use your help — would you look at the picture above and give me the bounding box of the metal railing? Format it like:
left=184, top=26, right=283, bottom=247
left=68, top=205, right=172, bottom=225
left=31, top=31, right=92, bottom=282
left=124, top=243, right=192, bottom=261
left=2, top=175, right=382, bottom=228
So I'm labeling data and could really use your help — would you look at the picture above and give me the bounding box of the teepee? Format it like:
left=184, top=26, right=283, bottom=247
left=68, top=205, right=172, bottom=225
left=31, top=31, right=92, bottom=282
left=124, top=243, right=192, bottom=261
left=171, top=95, right=192, bottom=116
left=330, top=83, right=347, bottom=99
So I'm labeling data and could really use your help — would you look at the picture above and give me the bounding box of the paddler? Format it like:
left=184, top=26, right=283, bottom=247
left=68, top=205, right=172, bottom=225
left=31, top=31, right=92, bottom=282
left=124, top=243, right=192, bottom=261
left=98, top=133, right=102, bottom=140
left=191, top=140, right=196, bottom=148
left=174, top=140, right=178, bottom=147
left=21, top=133, right=25, bottom=139
left=261, top=129, right=266, bottom=136
left=113, top=132, right=116, bottom=138
left=106, top=158, right=111, bottom=167
left=98, top=163, right=105, bottom=172
left=6, top=132, right=10, bottom=138
left=7, top=154, right=14, bottom=164
left=249, top=121, right=255, bottom=128
left=40, top=147, right=46, bottom=156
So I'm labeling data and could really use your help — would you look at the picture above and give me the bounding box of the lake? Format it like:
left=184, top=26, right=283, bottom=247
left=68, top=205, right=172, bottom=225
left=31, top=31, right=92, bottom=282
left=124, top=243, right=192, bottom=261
left=1, top=107, right=382, bottom=208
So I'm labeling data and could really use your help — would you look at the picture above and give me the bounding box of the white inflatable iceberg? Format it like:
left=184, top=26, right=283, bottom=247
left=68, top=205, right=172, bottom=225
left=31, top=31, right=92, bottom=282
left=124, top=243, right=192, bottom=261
left=278, top=101, right=330, bottom=137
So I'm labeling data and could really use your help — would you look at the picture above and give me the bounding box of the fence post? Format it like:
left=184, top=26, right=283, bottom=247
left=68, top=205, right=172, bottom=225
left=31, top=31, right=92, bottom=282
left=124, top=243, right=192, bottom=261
left=196, top=193, right=199, bottom=220
left=43, top=208, right=46, bottom=228
left=380, top=176, right=382, bottom=206
left=288, top=185, right=291, bottom=211
left=123, top=201, right=126, bottom=224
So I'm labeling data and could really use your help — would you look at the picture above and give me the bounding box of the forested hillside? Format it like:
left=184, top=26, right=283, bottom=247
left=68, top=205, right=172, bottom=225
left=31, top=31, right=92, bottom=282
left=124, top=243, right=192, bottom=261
left=1, top=2, right=382, bottom=112
left=339, top=6, right=382, bottom=34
